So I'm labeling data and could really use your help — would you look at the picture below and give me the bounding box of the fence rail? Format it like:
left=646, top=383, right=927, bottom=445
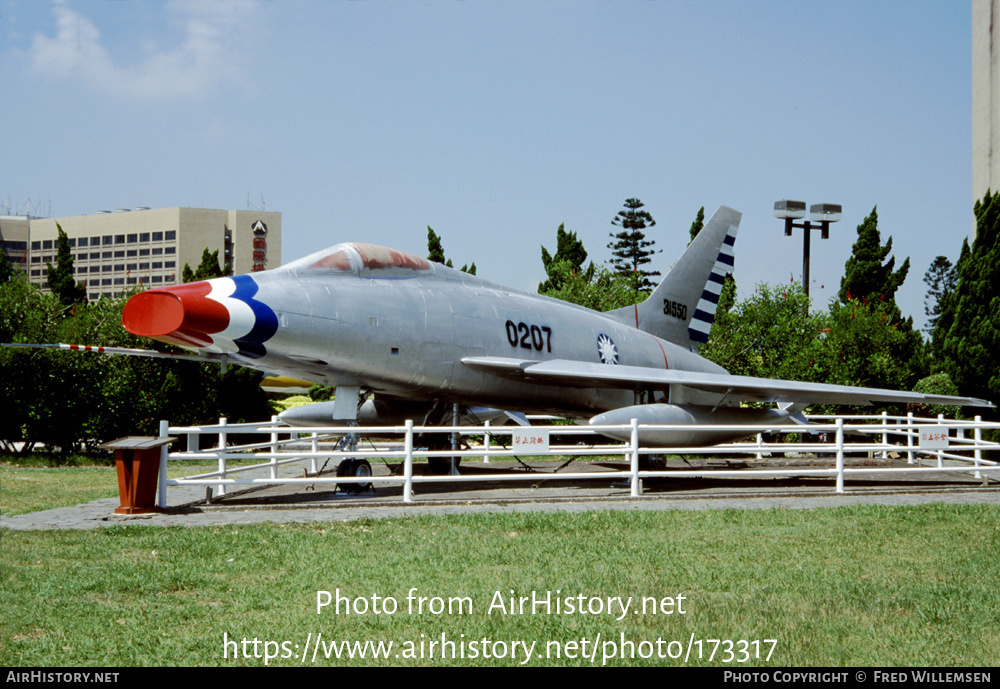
left=154, top=412, right=1000, bottom=508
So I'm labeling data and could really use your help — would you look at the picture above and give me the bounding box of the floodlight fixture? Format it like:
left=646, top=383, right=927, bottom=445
left=774, top=199, right=807, bottom=219
left=775, top=199, right=842, bottom=297
left=809, top=203, right=842, bottom=223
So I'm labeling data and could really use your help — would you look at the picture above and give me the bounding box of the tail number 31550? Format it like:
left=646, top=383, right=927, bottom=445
left=505, top=320, right=552, bottom=352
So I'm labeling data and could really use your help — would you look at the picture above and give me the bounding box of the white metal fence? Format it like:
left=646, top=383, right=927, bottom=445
left=153, top=412, right=1000, bottom=508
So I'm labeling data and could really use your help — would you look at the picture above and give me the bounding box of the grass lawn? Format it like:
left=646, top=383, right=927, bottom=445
left=2, top=505, right=998, bottom=667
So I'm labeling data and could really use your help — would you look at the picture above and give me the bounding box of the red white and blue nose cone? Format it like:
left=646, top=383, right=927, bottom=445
left=122, top=275, right=277, bottom=358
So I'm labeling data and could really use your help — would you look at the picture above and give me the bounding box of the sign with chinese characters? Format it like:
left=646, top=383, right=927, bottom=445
left=919, top=426, right=949, bottom=450
left=511, top=428, right=550, bottom=455
left=251, top=220, right=268, bottom=272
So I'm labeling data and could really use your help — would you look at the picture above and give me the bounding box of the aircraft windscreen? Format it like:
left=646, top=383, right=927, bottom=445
left=285, top=242, right=432, bottom=273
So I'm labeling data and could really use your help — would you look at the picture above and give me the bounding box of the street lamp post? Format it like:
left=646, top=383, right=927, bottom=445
left=773, top=200, right=842, bottom=298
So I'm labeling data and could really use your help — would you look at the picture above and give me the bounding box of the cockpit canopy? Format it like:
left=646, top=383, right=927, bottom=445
left=282, top=242, right=431, bottom=275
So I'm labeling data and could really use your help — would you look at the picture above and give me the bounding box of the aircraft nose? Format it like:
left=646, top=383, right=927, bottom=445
left=122, top=281, right=230, bottom=349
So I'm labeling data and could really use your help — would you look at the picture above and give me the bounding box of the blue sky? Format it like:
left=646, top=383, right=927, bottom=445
left=2, top=0, right=973, bottom=331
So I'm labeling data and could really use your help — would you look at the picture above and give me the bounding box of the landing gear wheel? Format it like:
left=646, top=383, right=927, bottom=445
left=639, top=454, right=668, bottom=472
left=337, top=458, right=372, bottom=493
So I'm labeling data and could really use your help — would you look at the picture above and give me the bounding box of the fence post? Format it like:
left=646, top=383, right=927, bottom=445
left=906, top=412, right=914, bottom=464
left=217, top=417, right=228, bottom=497
left=270, top=415, right=279, bottom=480
left=630, top=418, right=641, bottom=497
left=835, top=418, right=845, bottom=493
left=483, top=419, right=491, bottom=464
left=404, top=420, right=414, bottom=503
left=937, top=413, right=945, bottom=469
left=756, top=432, right=763, bottom=460
left=310, top=432, right=319, bottom=474
left=974, top=415, right=983, bottom=480
left=158, top=419, right=169, bottom=508
left=881, top=411, right=888, bottom=458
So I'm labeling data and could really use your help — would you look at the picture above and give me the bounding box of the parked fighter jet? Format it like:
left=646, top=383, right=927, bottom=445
left=113, top=205, right=990, bottom=464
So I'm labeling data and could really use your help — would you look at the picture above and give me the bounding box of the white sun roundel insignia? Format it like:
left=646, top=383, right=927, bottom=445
left=596, top=333, right=619, bottom=365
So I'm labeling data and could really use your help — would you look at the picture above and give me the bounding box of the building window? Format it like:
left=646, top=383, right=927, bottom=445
left=42, top=240, right=52, bottom=250
left=152, top=231, right=163, bottom=241
left=164, top=247, right=176, bottom=255
left=152, top=248, right=162, bottom=256
left=139, top=233, right=150, bottom=242
left=127, top=234, right=137, bottom=243
left=102, top=235, right=113, bottom=245
left=165, top=231, right=176, bottom=241
left=139, top=249, right=150, bottom=257
left=115, top=235, right=125, bottom=244
left=78, top=237, right=89, bottom=247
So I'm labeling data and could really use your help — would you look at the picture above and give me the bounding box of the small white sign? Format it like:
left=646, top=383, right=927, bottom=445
left=919, top=426, right=949, bottom=450
left=511, top=428, right=549, bottom=455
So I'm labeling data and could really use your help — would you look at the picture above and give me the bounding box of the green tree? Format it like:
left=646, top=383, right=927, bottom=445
left=687, top=206, right=705, bottom=244
left=0, top=238, right=13, bottom=284
left=933, top=190, right=1000, bottom=406
left=426, top=226, right=475, bottom=274
left=607, top=198, right=660, bottom=292
left=538, top=260, right=646, bottom=312
left=838, top=207, right=910, bottom=308
left=45, top=223, right=85, bottom=307
left=427, top=226, right=447, bottom=264
left=182, top=248, right=227, bottom=283
left=701, top=282, right=826, bottom=381
left=923, top=255, right=957, bottom=335
left=540, top=223, right=592, bottom=292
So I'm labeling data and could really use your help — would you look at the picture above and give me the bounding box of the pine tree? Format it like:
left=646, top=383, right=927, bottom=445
left=607, top=198, right=660, bottom=292
left=922, top=255, right=957, bottom=335
left=838, top=207, right=910, bottom=308
left=426, top=226, right=475, bottom=274
left=688, top=206, right=705, bottom=244
left=933, top=191, right=1000, bottom=404
left=0, top=241, right=13, bottom=284
left=540, top=223, right=591, bottom=292
left=45, top=223, right=85, bottom=306
left=182, top=248, right=226, bottom=283
left=427, top=227, right=447, bottom=264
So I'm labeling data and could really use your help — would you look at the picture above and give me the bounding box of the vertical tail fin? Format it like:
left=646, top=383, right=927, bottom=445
left=606, top=205, right=741, bottom=347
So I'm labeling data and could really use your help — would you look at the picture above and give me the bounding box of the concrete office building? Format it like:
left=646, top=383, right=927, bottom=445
left=0, top=207, right=281, bottom=300
left=974, top=0, right=1000, bottom=205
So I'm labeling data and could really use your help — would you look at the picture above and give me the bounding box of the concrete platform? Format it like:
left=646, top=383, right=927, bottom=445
left=3, top=455, right=998, bottom=530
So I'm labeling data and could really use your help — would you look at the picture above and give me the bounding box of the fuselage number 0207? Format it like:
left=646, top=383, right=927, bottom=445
left=664, top=299, right=688, bottom=320
left=505, top=320, right=553, bottom=352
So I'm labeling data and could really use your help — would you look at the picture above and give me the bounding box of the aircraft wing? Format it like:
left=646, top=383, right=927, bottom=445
left=1, top=343, right=240, bottom=372
left=461, top=356, right=994, bottom=408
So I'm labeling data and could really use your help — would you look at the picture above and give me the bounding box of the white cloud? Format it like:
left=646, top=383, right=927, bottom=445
left=27, top=0, right=258, bottom=99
